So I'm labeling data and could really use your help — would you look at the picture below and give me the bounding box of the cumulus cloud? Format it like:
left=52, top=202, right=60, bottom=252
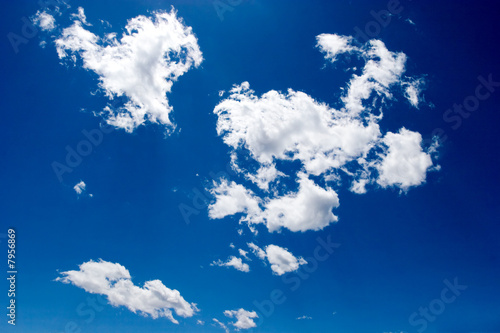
left=208, top=33, right=437, bottom=233
left=224, top=308, right=258, bottom=330
left=316, top=33, right=355, bottom=63
left=211, top=256, right=250, bottom=273
left=56, top=259, right=197, bottom=324
left=247, top=243, right=306, bottom=275
left=55, top=8, right=202, bottom=133
left=375, top=128, right=433, bottom=190
left=32, top=11, right=56, bottom=31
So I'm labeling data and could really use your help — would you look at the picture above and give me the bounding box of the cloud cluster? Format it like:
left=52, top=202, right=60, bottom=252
left=209, top=34, right=437, bottom=233
left=54, top=8, right=202, bottom=132
left=56, top=259, right=197, bottom=324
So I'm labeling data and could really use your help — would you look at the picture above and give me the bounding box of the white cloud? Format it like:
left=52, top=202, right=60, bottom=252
left=211, top=256, right=250, bottom=273
left=73, top=180, right=86, bottom=194
left=55, top=8, right=202, bottom=133
left=209, top=169, right=340, bottom=233
left=56, top=259, right=197, bottom=324
left=265, top=244, right=307, bottom=276
left=404, top=78, right=425, bottom=108
left=71, top=7, right=91, bottom=26
left=32, top=11, right=56, bottom=31
left=213, top=318, right=229, bottom=333
left=208, top=179, right=261, bottom=220
left=224, top=308, right=258, bottom=330
left=342, top=41, right=407, bottom=116
left=375, top=128, right=433, bottom=190
left=209, top=34, right=436, bottom=233
left=238, top=249, right=249, bottom=260
left=197, top=319, right=205, bottom=325
left=316, top=33, right=355, bottom=63
left=247, top=243, right=306, bottom=275
left=296, top=315, right=312, bottom=320
left=247, top=243, right=266, bottom=261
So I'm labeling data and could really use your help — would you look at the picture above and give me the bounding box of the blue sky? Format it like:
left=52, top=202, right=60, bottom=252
left=1, top=0, right=500, bottom=332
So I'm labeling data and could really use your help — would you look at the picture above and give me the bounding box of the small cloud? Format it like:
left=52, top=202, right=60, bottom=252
left=406, top=18, right=416, bottom=26
left=213, top=318, right=229, bottom=333
left=296, top=315, right=312, bottom=320
left=238, top=249, right=250, bottom=260
left=211, top=256, right=250, bottom=272
left=224, top=308, right=258, bottom=330
left=32, top=10, right=56, bottom=31
left=73, top=181, right=86, bottom=195
left=247, top=243, right=307, bottom=275
left=197, top=319, right=205, bottom=325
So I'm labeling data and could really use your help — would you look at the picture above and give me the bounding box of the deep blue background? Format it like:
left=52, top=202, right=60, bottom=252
left=0, top=0, right=499, bottom=332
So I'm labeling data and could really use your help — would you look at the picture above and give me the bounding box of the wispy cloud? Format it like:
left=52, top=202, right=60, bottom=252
left=296, top=315, right=312, bottom=320
left=211, top=256, right=250, bottom=273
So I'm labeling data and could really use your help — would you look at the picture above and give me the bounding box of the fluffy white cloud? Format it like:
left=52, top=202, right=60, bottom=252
left=32, top=11, right=56, bottom=31
left=56, top=259, right=197, bottom=324
left=211, top=256, right=250, bottom=273
left=265, top=244, right=307, bottom=276
left=376, top=128, right=433, bottom=190
left=247, top=243, right=306, bottom=275
left=209, top=174, right=339, bottom=232
left=55, top=8, right=202, bottom=133
left=316, top=33, right=355, bottom=63
left=209, top=34, right=437, bottom=233
left=224, top=308, right=258, bottom=330
left=208, top=179, right=261, bottom=221
left=73, top=180, right=86, bottom=194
